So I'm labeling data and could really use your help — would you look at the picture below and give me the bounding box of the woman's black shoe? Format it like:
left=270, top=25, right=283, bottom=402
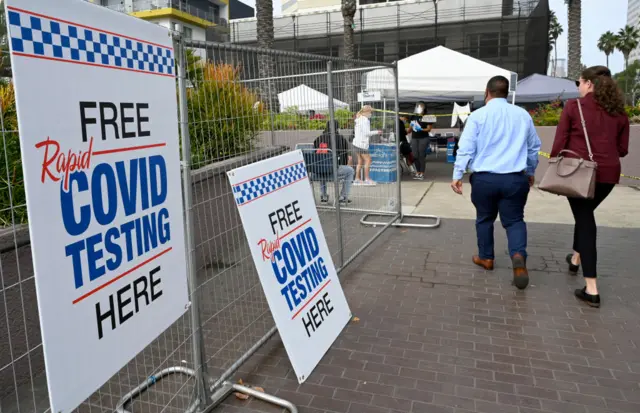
left=566, top=253, right=579, bottom=275
left=575, top=287, right=600, bottom=308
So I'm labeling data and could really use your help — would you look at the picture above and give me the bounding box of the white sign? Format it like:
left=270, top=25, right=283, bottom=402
left=5, top=1, right=189, bottom=412
left=358, top=90, right=381, bottom=102
left=227, top=151, right=351, bottom=383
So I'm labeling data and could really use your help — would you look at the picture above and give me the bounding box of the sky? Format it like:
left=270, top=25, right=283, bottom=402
left=240, top=0, right=629, bottom=75
left=549, top=0, right=628, bottom=75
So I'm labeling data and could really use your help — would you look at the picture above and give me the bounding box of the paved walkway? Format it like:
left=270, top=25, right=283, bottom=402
left=216, top=183, right=640, bottom=413
left=410, top=182, right=640, bottom=229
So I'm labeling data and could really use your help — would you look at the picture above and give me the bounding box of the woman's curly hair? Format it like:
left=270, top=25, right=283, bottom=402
left=581, top=66, right=625, bottom=115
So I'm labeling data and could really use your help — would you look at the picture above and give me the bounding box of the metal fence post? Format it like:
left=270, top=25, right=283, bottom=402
left=175, top=33, right=210, bottom=408
left=393, top=65, right=402, bottom=219
left=267, top=78, right=276, bottom=146
left=327, top=60, right=344, bottom=267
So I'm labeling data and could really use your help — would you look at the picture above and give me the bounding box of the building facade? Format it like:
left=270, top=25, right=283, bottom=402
left=548, top=57, right=567, bottom=78
left=230, top=0, right=254, bottom=20
left=230, top=0, right=550, bottom=80
left=628, top=0, right=640, bottom=63
left=96, top=0, right=230, bottom=47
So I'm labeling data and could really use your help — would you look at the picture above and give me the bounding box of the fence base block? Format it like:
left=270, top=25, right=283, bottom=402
left=208, top=381, right=298, bottom=413
left=115, top=367, right=200, bottom=413
left=361, top=212, right=441, bottom=228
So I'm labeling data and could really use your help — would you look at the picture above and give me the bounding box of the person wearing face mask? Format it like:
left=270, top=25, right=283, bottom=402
left=352, top=105, right=382, bottom=185
left=451, top=76, right=541, bottom=291
left=409, top=101, right=434, bottom=180
left=550, top=66, right=629, bottom=308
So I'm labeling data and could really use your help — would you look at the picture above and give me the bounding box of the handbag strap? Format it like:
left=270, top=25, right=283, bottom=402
left=575, top=99, right=594, bottom=162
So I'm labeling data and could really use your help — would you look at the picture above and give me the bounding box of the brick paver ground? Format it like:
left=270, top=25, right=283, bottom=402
left=216, top=218, right=640, bottom=413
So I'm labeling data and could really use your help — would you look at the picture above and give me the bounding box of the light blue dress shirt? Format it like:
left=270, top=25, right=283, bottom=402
left=453, top=98, right=542, bottom=180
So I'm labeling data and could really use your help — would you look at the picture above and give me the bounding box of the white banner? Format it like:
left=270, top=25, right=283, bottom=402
left=5, top=1, right=189, bottom=411
left=227, top=151, right=351, bottom=383
left=358, top=90, right=381, bottom=103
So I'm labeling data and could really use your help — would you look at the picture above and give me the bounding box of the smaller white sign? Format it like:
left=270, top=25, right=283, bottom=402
left=227, top=151, right=351, bottom=383
left=358, top=90, right=381, bottom=102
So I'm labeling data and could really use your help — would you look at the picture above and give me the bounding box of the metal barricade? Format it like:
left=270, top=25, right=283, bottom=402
left=175, top=38, right=404, bottom=410
left=0, top=33, right=438, bottom=413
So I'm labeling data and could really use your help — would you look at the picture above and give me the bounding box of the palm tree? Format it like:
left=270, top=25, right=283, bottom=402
left=597, top=31, right=618, bottom=67
left=548, top=11, right=563, bottom=76
left=342, top=0, right=357, bottom=106
left=617, top=25, right=640, bottom=71
left=256, top=0, right=277, bottom=111
left=565, top=0, right=582, bottom=79
left=616, top=25, right=640, bottom=99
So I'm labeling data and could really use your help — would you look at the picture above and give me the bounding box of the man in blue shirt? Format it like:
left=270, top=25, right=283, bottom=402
left=451, top=76, right=541, bottom=290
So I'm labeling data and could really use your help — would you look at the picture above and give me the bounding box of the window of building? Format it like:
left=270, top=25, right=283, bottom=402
left=467, top=33, right=509, bottom=59
left=305, top=46, right=339, bottom=57
left=400, top=38, right=446, bottom=59
left=502, top=0, right=514, bottom=16
left=358, top=42, right=385, bottom=62
left=183, top=26, right=193, bottom=40
left=358, top=0, right=388, bottom=5
left=500, top=33, right=510, bottom=58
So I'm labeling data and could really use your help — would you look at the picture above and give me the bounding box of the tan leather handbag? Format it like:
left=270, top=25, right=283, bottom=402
left=538, top=100, right=597, bottom=199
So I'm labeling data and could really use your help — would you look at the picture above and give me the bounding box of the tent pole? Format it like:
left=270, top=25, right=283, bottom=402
left=383, top=98, right=387, bottom=134
left=512, top=91, right=516, bottom=104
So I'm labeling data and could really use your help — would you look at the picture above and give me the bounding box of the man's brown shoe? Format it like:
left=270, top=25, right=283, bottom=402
left=512, top=253, right=529, bottom=290
left=472, top=255, right=494, bottom=271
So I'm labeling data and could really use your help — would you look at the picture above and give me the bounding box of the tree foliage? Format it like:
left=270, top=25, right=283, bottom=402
left=597, top=31, right=618, bottom=68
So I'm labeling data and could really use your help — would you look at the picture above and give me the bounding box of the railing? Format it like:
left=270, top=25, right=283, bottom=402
left=104, top=0, right=218, bottom=24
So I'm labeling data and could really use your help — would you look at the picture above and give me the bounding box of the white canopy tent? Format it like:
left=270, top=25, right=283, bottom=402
left=363, top=46, right=518, bottom=103
left=277, top=84, right=349, bottom=113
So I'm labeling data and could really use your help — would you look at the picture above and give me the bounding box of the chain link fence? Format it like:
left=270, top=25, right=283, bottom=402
left=0, top=35, right=436, bottom=413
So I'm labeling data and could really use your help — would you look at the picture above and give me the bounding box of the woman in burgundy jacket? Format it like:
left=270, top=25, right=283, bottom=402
left=550, top=66, right=629, bottom=308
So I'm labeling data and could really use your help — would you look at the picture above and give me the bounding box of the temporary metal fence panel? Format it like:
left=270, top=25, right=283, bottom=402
left=177, top=38, right=402, bottom=408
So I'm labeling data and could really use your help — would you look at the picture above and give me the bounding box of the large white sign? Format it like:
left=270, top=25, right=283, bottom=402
left=228, top=151, right=351, bottom=383
left=5, top=1, right=189, bottom=412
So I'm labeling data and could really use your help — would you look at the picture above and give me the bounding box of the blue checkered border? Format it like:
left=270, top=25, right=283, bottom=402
left=7, top=8, right=174, bottom=76
left=232, top=162, right=308, bottom=206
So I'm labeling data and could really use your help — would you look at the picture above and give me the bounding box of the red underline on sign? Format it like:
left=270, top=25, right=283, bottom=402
left=72, top=247, right=172, bottom=305
left=291, top=279, right=332, bottom=321
left=281, top=218, right=312, bottom=239
left=11, top=53, right=175, bottom=78
left=233, top=161, right=305, bottom=186
left=93, top=143, right=167, bottom=156
left=238, top=176, right=308, bottom=207
left=7, top=6, right=172, bottom=50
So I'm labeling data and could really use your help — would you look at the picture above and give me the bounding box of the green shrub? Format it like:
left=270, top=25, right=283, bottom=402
left=263, top=107, right=325, bottom=130
left=334, top=108, right=355, bottom=129
left=187, top=63, right=261, bottom=167
left=0, top=82, right=26, bottom=226
left=532, top=100, right=640, bottom=126
left=530, top=101, right=563, bottom=126
left=262, top=107, right=356, bottom=130
left=626, top=105, right=640, bottom=118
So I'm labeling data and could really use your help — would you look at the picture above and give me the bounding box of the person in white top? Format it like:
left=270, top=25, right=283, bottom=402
left=352, top=105, right=382, bottom=185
